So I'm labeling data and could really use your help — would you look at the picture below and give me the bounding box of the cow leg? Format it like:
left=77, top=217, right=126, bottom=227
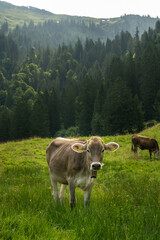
left=84, top=183, right=93, bottom=207
left=68, top=177, right=76, bottom=210
left=133, top=146, right=138, bottom=156
left=59, top=184, right=67, bottom=205
left=149, top=150, right=152, bottom=159
left=50, top=173, right=59, bottom=202
left=52, top=181, right=59, bottom=202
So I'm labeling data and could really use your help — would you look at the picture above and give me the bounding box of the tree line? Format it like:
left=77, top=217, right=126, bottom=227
left=1, top=14, right=158, bottom=54
left=1, top=21, right=160, bottom=141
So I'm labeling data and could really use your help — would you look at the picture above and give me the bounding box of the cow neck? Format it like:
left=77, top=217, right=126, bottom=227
left=91, top=169, right=97, bottom=178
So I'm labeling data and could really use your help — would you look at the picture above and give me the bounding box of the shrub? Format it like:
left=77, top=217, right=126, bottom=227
left=54, top=126, right=80, bottom=138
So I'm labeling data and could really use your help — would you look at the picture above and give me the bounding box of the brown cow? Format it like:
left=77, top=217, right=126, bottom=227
left=46, top=137, right=119, bottom=209
left=132, top=134, right=160, bottom=159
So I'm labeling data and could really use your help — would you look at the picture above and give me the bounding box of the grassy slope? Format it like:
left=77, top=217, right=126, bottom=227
left=0, top=125, right=160, bottom=239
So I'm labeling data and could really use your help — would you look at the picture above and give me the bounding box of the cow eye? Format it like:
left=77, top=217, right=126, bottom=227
left=87, top=149, right=90, bottom=153
left=102, top=149, right=104, bottom=153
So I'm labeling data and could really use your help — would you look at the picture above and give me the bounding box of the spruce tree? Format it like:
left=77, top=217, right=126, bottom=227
left=0, top=106, right=11, bottom=142
left=47, top=89, right=60, bottom=136
left=131, top=95, right=144, bottom=132
left=103, top=77, right=133, bottom=135
left=11, top=96, right=31, bottom=139
left=140, top=44, right=160, bottom=120
left=78, top=75, right=95, bottom=136
left=91, top=84, right=105, bottom=135
left=30, top=93, right=50, bottom=137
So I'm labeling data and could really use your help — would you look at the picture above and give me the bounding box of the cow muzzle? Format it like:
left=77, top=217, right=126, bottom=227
left=154, top=151, right=160, bottom=159
left=90, top=162, right=104, bottom=171
left=91, top=170, right=97, bottom=178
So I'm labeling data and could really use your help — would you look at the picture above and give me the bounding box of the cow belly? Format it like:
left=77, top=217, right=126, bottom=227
left=75, top=175, right=93, bottom=191
left=138, top=145, right=146, bottom=150
left=138, top=145, right=149, bottom=150
left=50, top=172, right=68, bottom=185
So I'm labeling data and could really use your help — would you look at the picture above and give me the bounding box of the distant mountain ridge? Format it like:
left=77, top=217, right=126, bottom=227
left=0, top=1, right=160, bottom=49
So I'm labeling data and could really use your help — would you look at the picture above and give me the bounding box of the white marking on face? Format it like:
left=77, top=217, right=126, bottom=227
left=90, top=162, right=104, bottom=170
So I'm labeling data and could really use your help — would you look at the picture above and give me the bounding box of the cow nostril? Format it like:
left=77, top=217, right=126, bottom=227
left=92, top=163, right=101, bottom=170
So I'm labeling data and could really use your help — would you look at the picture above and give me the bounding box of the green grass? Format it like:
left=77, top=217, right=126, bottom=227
left=1, top=125, right=160, bottom=239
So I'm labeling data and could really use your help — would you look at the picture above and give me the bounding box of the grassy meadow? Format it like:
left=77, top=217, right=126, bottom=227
left=1, top=125, right=160, bottom=239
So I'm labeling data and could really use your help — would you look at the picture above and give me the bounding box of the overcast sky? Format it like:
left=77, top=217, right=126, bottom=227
left=4, top=0, right=160, bottom=19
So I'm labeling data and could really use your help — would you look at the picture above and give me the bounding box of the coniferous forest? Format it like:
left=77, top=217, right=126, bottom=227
left=1, top=20, right=160, bottom=142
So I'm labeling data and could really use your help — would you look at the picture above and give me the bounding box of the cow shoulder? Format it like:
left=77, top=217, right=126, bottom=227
left=132, top=134, right=138, bottom=144
left=46, top=138, right=87, bottom=167
left=46, top=138, right=70, bottom=165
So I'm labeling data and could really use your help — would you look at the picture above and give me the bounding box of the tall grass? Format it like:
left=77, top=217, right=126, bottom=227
left=1, top=125, right=160, bottom=239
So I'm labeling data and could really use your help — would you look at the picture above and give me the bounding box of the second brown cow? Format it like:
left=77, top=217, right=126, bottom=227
left=132, top=134, right=160, bottom=159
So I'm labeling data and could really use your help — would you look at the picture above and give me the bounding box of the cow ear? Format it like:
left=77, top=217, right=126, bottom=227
left=71, top=143, right=87, bottom=153
left=104, top=142, right=119, bottom=152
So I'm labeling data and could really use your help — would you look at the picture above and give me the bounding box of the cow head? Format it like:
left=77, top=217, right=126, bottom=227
left=154, top=150, right=160, bottom=159
left=71, top=137, right=119, bottom=171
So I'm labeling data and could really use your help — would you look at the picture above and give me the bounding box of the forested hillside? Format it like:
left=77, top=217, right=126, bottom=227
left=1, top=18, right=160, bottom=142
left=0, top=1, right=160, bottom=49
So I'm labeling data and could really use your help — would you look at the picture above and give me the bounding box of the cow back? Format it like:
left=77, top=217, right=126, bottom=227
left=46, top=138, right=88, bottom=177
